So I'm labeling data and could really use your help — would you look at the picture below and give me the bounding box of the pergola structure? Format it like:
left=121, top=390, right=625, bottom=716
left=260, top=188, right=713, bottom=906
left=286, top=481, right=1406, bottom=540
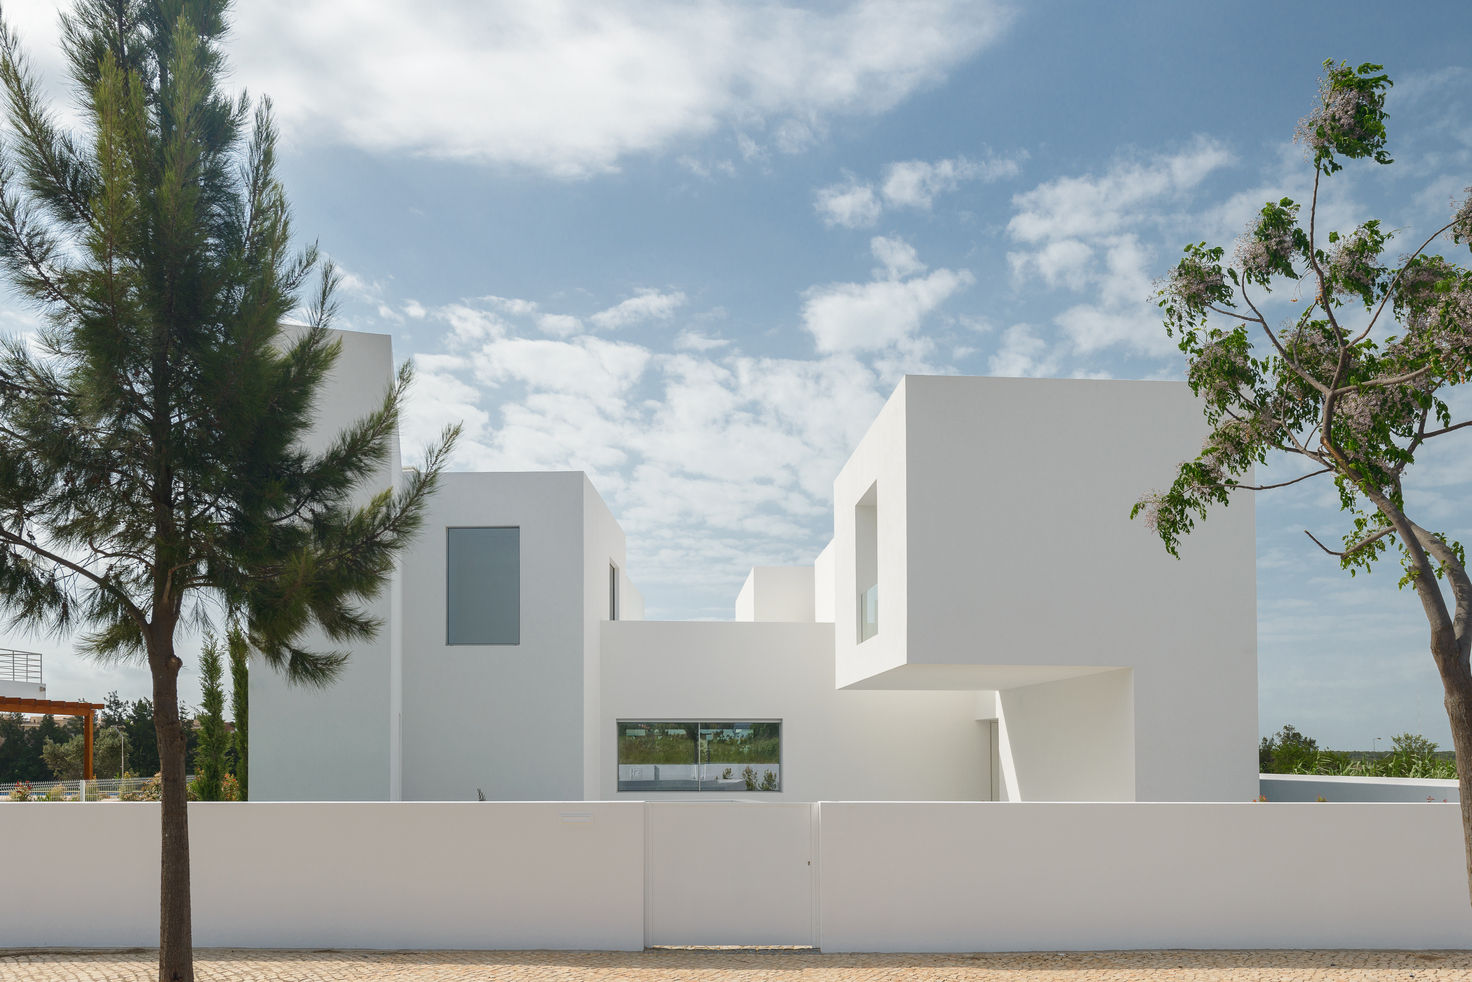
left=0, top=697, right=107, bottom=780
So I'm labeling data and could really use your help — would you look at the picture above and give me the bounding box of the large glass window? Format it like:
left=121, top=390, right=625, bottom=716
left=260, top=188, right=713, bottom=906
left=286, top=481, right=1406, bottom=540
left=617, top=720, right=781, bottom=792
left=446, top=527, right=519, bottom=645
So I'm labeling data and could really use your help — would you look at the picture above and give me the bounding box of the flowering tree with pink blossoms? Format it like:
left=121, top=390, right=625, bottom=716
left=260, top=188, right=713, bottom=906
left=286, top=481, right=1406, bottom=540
left=1135, top=60, right=1472, bottom=901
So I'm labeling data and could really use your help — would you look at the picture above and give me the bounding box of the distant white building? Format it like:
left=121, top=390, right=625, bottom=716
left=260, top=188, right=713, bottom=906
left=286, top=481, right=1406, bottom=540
left=253, top=330, right=1257, bottom=803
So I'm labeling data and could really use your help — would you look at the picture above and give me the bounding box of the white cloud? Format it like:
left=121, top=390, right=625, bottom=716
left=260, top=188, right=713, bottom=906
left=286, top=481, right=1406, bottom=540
left=485, top=295, right=540, bottom=318
left=537, top=313, right=584, bottom=338
left=11, top=2, right=1012, bottom=176
left=590, top=289, right=688, bottom=330
left=674, top=330, right=732, bottom=352
left=1007, top=136, right=1233, bottom=244
left=870, top=236, right=926, bottom=278
left=395, top=293, right=928, bottom=615
left=471, top=335, right=652, bottom=411
left=802, top=266, right=972, bottom=353
left=1007, top=238, right=1092, bottom=287
left=881, top=153, right=1021, bottom=209
left=1054, top=304, right=1174, bottom=356
left=815, top=150, right=1023, bottom=227
left=1004, top=138, right=1234, bottom=360
left=228, top=1, right=1013, bottom=175
left=815, top=181, right=883, bottom=228
left=986, top=323, right=1058, bottom=377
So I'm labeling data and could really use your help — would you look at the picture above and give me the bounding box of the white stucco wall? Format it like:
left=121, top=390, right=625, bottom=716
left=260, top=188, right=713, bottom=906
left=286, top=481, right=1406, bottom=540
left=398, top=472, right=588, bottom=802
left=995, top=669, right=1134, bottom=801
left=0, top=802, right=645, bottom=949
left=1261, top=773, right=1461, bottom=802
left=818, top=802, right=1472, bottom=951
left=251, top=329, right=400, bottom=802
left=0, top=679, right=44, bottom=699
left=813, top=541, right=835, bottom=623
left=734, top=566, right=816, bottom=622
left=831, top=376, right=1257, bottom=803
left=7, top=800, right=1469, bottom=952
left=831, top=382, right=909, bottom=688
left=599, top=621, right=990, bottom=801
left=582, top=477, right=632, bottom=799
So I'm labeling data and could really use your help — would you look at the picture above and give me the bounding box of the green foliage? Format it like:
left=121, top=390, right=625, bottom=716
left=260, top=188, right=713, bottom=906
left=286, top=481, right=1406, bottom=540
left=1135, top=62, right=1472, bottom=860
left=0, top=0, right=458, bottom=683
left=40, top=732, right=85, bottom=780
left=1138, top=60, right=1471, bottom=581
left=1296, top=61, right=1394, bottom=175
left=228, top=626, right=248, bottom=800
left=1259, top=724, right=1457, bottom=779
left=618, top=721, right=781, bottom=767
left=193, top=634, right=227, bottom=801
left=618, top=724, right=695, bottom=764
left=1259, top=724, right=1319, bottom=773
left=36, top=726, right=121, bottom=780
left=740, top=765, right=781, bottom=792
left=0, top=2, right=455, bottom=968
left=119, top=772, right=162, bottom=802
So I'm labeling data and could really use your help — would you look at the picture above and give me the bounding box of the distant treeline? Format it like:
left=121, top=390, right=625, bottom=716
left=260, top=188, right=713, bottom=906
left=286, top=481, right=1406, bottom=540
left=0, top=692, right=199, bottom=783
left=1260, top=724, right=1456, bottom=780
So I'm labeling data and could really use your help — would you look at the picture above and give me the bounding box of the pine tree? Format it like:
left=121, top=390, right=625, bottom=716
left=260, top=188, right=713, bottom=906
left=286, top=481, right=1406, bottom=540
left=193, top=634, right=225, bottom=801
left=0, top=2, right=455, bottom=978
left=227, top=625, right=247, bottom=800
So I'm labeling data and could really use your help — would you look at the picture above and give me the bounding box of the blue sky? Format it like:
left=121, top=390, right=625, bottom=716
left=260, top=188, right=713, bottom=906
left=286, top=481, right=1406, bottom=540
left=6, top=1, right=1472, bottom=750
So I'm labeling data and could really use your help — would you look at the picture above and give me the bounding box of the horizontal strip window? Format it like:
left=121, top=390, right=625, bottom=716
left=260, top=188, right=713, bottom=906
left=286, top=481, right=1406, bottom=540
left=617, top=720, right=781, bottom=792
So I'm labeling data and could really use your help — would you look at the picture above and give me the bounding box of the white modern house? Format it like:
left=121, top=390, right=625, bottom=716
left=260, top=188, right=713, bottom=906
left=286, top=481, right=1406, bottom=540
left=254, top=330, right=1258, bottom=804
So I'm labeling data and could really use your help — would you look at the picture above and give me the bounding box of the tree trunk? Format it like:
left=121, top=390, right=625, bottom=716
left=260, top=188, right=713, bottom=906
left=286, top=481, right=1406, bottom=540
left=1440, top=658, right=1472, bottom=907
left=151, top=636, right=194, bottom=982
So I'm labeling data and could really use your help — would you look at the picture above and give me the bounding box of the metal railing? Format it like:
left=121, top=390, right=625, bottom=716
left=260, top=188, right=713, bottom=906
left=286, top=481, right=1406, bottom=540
left=1, top=775, right=196, bottom=802
left=0, top=648, right=42, bottom=685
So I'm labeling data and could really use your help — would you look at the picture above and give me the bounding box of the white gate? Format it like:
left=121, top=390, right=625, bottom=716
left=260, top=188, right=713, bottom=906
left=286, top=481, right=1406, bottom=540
left=644, top=802, right=817, bottom=947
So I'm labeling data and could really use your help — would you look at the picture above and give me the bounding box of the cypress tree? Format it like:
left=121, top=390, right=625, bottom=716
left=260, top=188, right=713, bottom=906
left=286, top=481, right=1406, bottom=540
left=193, top=634, right=225, bottom=801
left=227, top=624, right=246, bottom=800
left=0, top=2, right=455, bottom=978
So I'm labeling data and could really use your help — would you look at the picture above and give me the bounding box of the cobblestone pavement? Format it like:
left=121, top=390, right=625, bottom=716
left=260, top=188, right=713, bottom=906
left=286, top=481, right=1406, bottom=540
left=3, top=948, right=1471, bottom=981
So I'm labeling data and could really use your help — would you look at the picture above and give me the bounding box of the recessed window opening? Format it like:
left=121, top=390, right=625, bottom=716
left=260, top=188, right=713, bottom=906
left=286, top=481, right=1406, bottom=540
left=616, top=720, right=782, bottom=792
left=609, top=562, right=619, bottom=621
left=446, top=526, right=520, bottom=645
left=855, top=482, right=878, bottom=643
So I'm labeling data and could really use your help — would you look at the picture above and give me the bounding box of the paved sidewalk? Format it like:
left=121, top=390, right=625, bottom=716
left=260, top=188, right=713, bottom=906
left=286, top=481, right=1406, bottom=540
left=3, top=948, right=1471, bottom=981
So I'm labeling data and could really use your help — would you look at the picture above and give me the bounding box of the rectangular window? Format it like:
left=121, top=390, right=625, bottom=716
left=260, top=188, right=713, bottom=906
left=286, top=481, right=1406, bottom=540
left=446, top=527, right=519, bottom=645
left=616, top=720, right=781, bottom=792
left=609, top=562, right=619, bottom=621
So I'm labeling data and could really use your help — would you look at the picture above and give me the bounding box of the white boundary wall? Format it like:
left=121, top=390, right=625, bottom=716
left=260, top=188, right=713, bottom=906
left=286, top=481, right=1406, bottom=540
left=818, top=802, right=1472, bottom=951
left=3, top=801, right=1470, bottom=951
left=0, top=803, right=645, bottom=950
left=645, top=802, right=817, bottom=946
left=1261, top=773, right=1461, bottom=802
